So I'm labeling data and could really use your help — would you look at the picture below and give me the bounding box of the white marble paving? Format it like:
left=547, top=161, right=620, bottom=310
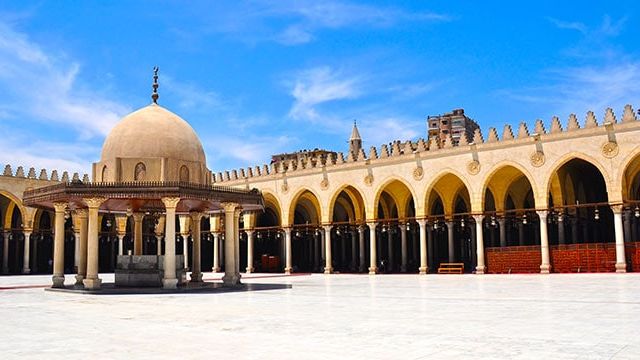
left=0, top=273, right=639, bottom=359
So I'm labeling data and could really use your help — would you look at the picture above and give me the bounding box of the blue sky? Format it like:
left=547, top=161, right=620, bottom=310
left=0, top=1, right=638, bottom=175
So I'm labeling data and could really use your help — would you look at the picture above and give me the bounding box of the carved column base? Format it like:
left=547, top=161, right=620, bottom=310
left=74, top=274, right=85, bottom=287
left=212, top=267, right=221, bottom=273
left=540, top=264, right=551, bottom=274
left=419, top=266, right=428, bottom=275
left=83, top=278, right=102, bottom=290
left=285, top=267, right=293, bottom=275
left=222, top=273, right=242, bottom=287
left=190, top=272, right=203, bottom=282
left=615, top=263, right=627, bottom=273
left=162, top=278, right=178, bottom=289
left=475, top=266, right=486, bottom=275
left=22, top=268, right=30, bottom=275
left=51, top=275, right=65, bottom=288
left=323, top=267, right=333, bottom=274
left=368, top=266, right=378, bottom=275
left=245, top=266, right=254, bottom=274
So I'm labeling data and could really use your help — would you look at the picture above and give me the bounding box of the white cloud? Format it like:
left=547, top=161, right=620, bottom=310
left=288, top=66, right=361, bottom=121
left=359, top=117, right=421, bottom=146
left=0, top=136, right=96, bottom=175
left=0, top=21, right=130, bottom=139
left=162, top=75, right=223, bottom=112
left=546, top=17, right=587, bottom=34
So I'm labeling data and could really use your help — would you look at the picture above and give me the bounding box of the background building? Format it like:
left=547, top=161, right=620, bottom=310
left=427, top=109, right=480, bottom=146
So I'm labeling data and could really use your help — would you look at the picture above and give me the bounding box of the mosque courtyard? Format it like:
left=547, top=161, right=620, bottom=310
left=0, top=273, right=638, bottom=359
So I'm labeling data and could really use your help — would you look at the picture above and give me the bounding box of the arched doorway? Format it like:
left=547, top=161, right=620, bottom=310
left=289, top=189, right=321, bottom=273
left=253, top=193, right=283, bottom=273
left=482, top=165, right=540, bottom=273
left=547, top=158, right=614, bottom=272
left=329, top=186, right=366, bottom=273
left=374, top=179, right=415, bottom=273
left=425, top=173, right=473, bottom=273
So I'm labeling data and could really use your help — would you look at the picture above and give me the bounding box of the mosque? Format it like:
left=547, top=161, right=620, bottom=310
left=1, top=72, right=639, bottom=288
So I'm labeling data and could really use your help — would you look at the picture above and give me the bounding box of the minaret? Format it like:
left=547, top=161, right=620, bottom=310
left=349, top=120, right=362, bottom=158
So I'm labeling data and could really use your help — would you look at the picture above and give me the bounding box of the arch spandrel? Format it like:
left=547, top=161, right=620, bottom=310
left=261, top=191, right=283, bottom=226
left=617, top=145, right=640, bottom=201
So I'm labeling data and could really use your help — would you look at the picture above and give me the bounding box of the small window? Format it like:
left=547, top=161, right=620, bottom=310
left=179, top=165, right=189, bottom=182
left=442, top=120, right=448, bottom=125
left=134, top=162, right=146, bottom=181
left=101, top=166, right=108, bottom=182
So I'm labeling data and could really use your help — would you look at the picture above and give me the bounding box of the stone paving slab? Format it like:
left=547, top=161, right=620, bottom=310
left=0, top=272, right=639, bottom=359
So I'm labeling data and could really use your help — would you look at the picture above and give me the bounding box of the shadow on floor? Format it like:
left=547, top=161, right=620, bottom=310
left=45, top=281, right=292, bottom=295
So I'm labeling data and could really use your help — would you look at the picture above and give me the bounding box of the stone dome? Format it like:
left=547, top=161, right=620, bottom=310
left=101, top=104, right=206, bottom=164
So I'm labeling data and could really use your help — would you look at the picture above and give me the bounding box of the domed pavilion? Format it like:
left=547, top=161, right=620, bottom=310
left=23, top=69, right=264, bottom=290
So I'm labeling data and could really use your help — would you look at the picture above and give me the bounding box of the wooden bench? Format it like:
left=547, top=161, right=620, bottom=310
left=438, top=263, right=464, bottom=274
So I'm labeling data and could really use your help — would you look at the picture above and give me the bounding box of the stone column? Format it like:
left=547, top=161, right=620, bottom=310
left=350, top=229, right=357, bottom=271
left=22, top=230, right=31, bottom=274
left=417, top=220, right=428, bottom=274
left=320, top=228, right=325, bottom=264
left=612, top=205, right=627, bottom=273
left=221, top=202, right=241, bottom=286
left=133, top=213, right=144, bottom=255
left=182, top=233, right=189, bottom=271
left=387, top=228, right=394, bottom=271
left=73, top=227, right=80, bottom=273
left=313, top=231, right=320, bottom=271
left=498, top=218, right=506, bottom=247
left=117, top=234, right=124, bottom=256
left=557, top=214, right=565, bottom=245
left=74, top=209, right=88, bottom=286
left=83, top=198, right=105, bottom=289
left=427, top=225, right=434, bottom=271
left=2, top=230, right=9, bottom=274
left=161, top=197, right=180, bottom=289
left=537, top=210, right=551, bottom=274
left=368, top=223, right=378, bottom=274
left=156, top=235, right=162, bottom=255
left=447, top=220, right=455, bottom=262
left=52, top=202, right=67, bottom=287
left=518, top=222, right=525, bottom=246
left=244, top=230, right=254, bottom=273
left=358, top=226, right=366, bottom=272
left=400, top=224, right=407, bottom=272
left=212, top=232, right=221, bottom=272
left=284, top=228, right=292, bottom=274
left=472, top=215, right=486, bottom=274
left=323, top=225, right=333, bottom=274
left=190, top=212, right=203, bottom=282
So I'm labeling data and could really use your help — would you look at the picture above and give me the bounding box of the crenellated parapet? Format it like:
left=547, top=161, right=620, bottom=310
left=213, top=105, right=639, bottom=184
left=1, top=164, right=90, bottom=184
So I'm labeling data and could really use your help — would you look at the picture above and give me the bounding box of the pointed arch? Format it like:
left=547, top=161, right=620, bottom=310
left=543, top=152, right=612, bottom=203
left=372, top=176, right=417, bottom=219
left=288, top=188, right=322, bottom=225
left=481, top=161, right=538, bottom=211
left=424, top=170, right=472, bottom=216
left=327, top=184, right=366, bottom=223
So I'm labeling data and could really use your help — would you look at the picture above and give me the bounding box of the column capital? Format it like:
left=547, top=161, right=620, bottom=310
left=74, top=208, right=88, bottom=218
left=471, top=214, right=484, bottom=222
left=161, top=197, right=181, bottom=209
left=84, top=197, right=106, bottom=209
left=366, top=222, right=377, bottom=230
left=358, top=225, right=366, bottom=234
left=132, top=212, right=145, bottom=221
left=220, top=202, right=239, bottom=212
left=416, top=219, right=427, bottom=226
left=245, top=230, right=254, bottom=236
left=189, top=211, right=204, bottom=222
left=536, top=210, right=548, bottom=219
left=610, top=204, right=624, bottom=214
left=283, top=227, right=292, bottom=235
left=53, top=202, right=67, bottom=213
left=323, top=225, right=332, bottom=232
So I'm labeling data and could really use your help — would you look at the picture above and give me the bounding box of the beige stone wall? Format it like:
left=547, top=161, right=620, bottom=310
left=215, top=106, right=640, bottom=227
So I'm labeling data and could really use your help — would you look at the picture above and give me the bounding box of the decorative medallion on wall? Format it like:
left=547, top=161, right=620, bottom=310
left=601, top=141, right=619, bottom=158
left=413, top=167, right=424, bottom=180
left=466, top=160, right=480, bottom=175
left=364, top=174, right=374, bottom=186
left=280, top=183, right=289, bottom=193
left=320, top=178, right=329, bottom=190
left=530, top=151, right=545, bottom=167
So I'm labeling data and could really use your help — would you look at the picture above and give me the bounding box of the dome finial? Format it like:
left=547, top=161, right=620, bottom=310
left=151, top=66, right=159, bottom=104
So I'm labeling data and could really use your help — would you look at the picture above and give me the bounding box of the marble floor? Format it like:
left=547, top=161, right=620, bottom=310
left=0, top=272, right=639, bottom=359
